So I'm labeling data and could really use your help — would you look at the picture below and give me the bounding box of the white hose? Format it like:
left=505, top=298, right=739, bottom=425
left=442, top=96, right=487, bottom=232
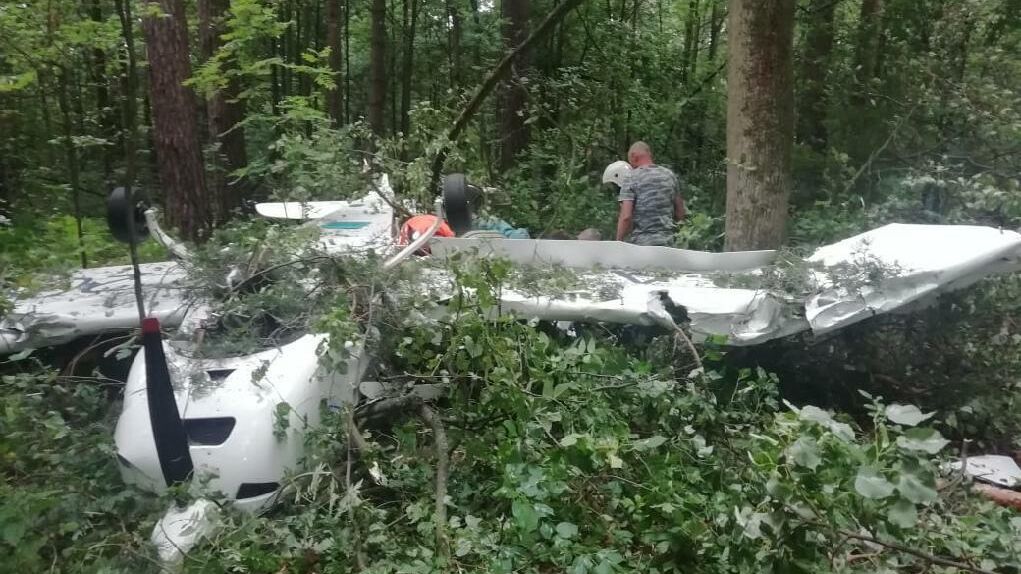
left=383, top=198, right=445, bottom=270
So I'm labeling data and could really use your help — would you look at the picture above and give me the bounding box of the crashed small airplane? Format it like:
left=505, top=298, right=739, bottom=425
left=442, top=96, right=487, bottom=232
left=4, top=172, right=1021, bottom=563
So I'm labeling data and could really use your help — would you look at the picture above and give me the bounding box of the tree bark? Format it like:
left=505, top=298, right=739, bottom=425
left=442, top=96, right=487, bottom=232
left=87, top=0, right=116, bottom=187
left=797, top=0, right=838, bottom=150
left=400, top=0, right=420, bottom=140
left=141, top=0, right=210, bottom=241
left=498, top=0, right=531, bottom=172
left=681, top=0, right=700, bottom=84
left=447, top=0, right=463, bottom=88
left=344, top=0, right=351, bottom=123
left=325, top=0, right=344, bottom=125
left=368, top=0, right=387, bottom=137
left=57, top=70, right=87, bottom=268
left=724, top=0, right=796, bottom=251
left=854, top=0, right=884, bottom=90
left=198, top=0, right=248, bottom=224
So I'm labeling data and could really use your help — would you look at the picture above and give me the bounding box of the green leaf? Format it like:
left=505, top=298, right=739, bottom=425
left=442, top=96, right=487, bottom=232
left=787, top=436, right=822, bottom=470
left=798, top=404, right=833, bottom=425
left=896, top=428, right=950, bottom=454
left=885, top=404, right=934, bottom=427
left=632, top=436, right=667, bottom=451
left=887, top=499, right=918, bottom=528
left=560, top=433, right=584, bottom=447
left=855, top=468, right=895, bottom=499
left=798, top=404, right=855, bottom=441
left=897, top=474, right=938, bottom=504
left=555, top=522, right=578, bottom=539
left=512, top=500, right=539, bottom=533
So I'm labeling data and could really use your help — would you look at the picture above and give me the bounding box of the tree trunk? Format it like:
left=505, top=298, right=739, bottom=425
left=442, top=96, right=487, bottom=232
left=368, top=0, right=387, bottom=137
left=400, top=0, right=420, bottom=140
left=389, top=6, right=399, bottom=136
left=198, top=0, right=248, bottom=224
left=724, top=0, right=796, bottom=251
left=344, top=0, right=351, bottom=123
left=141, top=0, right=209, bottom=241
left=499, top=0, right=531, bottom=172
left=797, top=0, right=838, bottom=150
left=854, top=0, right=884, bottom=90
left=707, top=0, right=723, bottom=61
left=447, top=0, right=463, bottom=88
left=88, top=0, right=116, bottom=187
left=57, top=70, right=87, bottom=268
left=681, top=0, right=699, bottom=84
left=325, top=0, right=344, bottom=125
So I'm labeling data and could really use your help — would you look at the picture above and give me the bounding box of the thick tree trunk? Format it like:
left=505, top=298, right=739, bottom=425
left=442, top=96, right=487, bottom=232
left=400, top=0, right=420, bottom=140
left=724, top=0, right=796, bottom=251
left=325, top=0, right=344, bottom=125
left=499, top=0, right=531, bottom=172
left=797, top=0, right=838, bottom=150
left=198, top=0, right=248, bottom=224
left=368, top=0, right=387, bottom=136
left=141, top=0, right=209, bottom=241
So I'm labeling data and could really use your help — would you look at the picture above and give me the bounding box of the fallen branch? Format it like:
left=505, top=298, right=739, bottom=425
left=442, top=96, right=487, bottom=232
left=972, top=482, right=1021, bottom=512
left=356, top=394, right=424, bottom=427
left=345, top=409, right=371, bottom=454
left=841, top=105, right=918, bottom=197
left=418, top=404, right=450, bottom=557
left=834, top=528, right=996, bottom=574
left=671, top=324, right=704, bottom=372
left=429, top=0, right=586, bottom=192
left=344, top=407, right=368, bottom=570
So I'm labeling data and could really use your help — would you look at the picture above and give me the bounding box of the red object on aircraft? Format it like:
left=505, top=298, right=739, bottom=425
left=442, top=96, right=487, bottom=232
left=399, top=215, right=455, bottom=254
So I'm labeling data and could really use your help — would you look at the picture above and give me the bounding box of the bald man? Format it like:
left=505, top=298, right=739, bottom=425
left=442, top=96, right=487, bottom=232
left=615, top=141, right=686, bottom=246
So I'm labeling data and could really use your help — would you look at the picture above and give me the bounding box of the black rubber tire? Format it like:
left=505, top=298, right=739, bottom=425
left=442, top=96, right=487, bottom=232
left=442, top=173, right=474, bottom=235
left=106, top=187, right=149, bottom=244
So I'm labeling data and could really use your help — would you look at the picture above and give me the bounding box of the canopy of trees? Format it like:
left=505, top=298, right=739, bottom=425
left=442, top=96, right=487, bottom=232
left=0, top=0, right=1016, bottom=246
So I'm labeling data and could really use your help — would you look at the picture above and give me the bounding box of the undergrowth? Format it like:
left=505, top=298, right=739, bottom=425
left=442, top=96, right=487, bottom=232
left=171, top=259, right=1021, bottom=573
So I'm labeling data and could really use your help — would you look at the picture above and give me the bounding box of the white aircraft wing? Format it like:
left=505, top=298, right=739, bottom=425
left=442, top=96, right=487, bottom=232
left=427, top=224, right=1021, bottom=346
left=1, top=261, right=190, bottom=354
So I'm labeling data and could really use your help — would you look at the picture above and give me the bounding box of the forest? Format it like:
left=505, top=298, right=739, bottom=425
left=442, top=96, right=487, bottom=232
left=1, top=0, right=1021, bottom=571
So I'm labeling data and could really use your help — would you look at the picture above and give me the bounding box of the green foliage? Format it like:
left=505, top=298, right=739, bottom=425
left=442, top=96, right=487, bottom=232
left=0, top=215, right=166, bottom=287
left=0, top=372, right=163, bottom=572
left=174, top=258, right=1021, bottom=573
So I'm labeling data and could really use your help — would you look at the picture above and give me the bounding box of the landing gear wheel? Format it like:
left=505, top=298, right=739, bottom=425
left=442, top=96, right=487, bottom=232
left=106, top=187, right=150, bottom=244
left=442, top=174, right=482, bottom=236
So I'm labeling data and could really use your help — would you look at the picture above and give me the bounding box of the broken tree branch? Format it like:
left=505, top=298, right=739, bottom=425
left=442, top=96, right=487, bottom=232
left=841, top=105, right=918, bottom=197
left=356, top=394, right=424, bottom=427
left=418, top=403, right=450, bottom=557
left=671, top=324, right=703, bottom=372
left=833, top=528, right=996, bottom=574
left=345, top=409, right=371, bottom=454
left=429, top=0, right=586, bottom=192
left=344, top=407, right=368, bottom=570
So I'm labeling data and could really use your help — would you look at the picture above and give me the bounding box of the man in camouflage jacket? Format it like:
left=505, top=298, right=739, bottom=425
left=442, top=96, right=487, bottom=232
left=615, top=141, right=686, bottom=246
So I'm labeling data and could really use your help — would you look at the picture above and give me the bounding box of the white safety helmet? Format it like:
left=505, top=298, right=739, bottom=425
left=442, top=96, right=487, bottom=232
left=602, top=160, right=631, bottom=186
